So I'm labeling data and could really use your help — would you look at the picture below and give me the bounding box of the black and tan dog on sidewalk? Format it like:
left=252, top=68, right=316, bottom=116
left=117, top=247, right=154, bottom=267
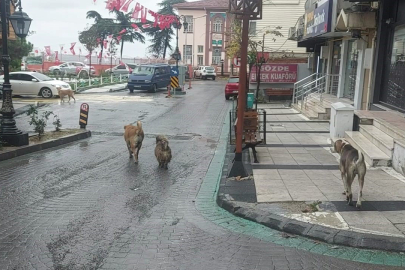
left=334, top=139, right=367, bottom=208
left=155, top=135, right=172, bottom=170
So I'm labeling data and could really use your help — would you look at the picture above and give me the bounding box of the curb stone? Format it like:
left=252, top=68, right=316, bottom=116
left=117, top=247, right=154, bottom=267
left=217, top=196, right=405, bottom=252
left=0, top=130, right=91, bottom=162
left=195, top=106, right=405, bottom=267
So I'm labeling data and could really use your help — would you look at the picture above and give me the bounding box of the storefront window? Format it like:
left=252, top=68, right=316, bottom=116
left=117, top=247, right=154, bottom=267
left=386, top=25, right=405, bottom=110
left=330, top=41, right=342, bottom=96
left=343, top=40, right=358, bottom=100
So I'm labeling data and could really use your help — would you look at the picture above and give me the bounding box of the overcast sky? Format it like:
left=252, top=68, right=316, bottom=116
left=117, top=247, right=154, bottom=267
left=23, top=0, right=162, bottom=58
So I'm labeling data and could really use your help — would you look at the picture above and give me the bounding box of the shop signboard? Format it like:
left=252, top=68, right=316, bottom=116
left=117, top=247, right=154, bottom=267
left=250, top=64, right=298, bottom=83
left=303, top=0, right=332, bottom=39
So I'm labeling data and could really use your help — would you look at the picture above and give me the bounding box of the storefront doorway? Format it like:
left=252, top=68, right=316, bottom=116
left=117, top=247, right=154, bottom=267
left=330, top=41, right=342, bottom=96
left=343, top=40, right=359, bottom=100
left=382, top=25, right=405, bottom=111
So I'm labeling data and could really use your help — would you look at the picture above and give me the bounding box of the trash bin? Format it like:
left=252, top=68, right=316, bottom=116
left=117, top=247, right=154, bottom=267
left=330, top=102, right=354, bottom=139
left=247, top=93, right=254, bottom=109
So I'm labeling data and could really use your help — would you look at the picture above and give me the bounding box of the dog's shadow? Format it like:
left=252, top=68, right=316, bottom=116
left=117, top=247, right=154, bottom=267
left=331, top=200, right=405, bottom=212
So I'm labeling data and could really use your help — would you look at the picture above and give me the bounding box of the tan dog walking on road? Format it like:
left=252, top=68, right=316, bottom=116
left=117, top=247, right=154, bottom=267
left=334, top=139, right=366, bottom=208
left=58, top=89, right=76, bottom=103
left=124, top=121, right=144, bottom=164
left=155, top=135, right=172, bottom=170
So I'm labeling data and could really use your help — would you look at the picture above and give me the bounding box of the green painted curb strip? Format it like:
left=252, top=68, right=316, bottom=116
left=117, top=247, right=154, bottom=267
left=195, top=107, right=405, bottom=267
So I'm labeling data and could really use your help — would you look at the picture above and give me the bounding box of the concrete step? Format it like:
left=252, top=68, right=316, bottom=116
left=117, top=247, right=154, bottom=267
left=296, top=101, right=328, bottom=120
left=373, top=118, right=405, bottom=142
left=308, top=97, right=331, bottom=111
left=306, top=99, right=331, bottom=116
left=359, top=125, right=394, bottom=157
left=345, top=131, right=392, bottom=167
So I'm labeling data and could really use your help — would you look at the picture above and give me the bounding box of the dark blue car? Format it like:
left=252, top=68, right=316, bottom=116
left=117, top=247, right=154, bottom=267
left=127, top=64, right=171, bottom=93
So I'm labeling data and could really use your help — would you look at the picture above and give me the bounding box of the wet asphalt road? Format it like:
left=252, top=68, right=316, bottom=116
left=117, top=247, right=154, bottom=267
left=0, top=81, right=398, bottom=270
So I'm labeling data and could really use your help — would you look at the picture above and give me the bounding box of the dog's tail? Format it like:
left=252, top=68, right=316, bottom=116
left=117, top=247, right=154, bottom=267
left=137, top=121, right=142, bottom=129
left=356, top=149, right=364, bottom=166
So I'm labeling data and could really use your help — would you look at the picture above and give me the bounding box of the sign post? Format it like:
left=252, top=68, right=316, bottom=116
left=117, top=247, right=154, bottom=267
left=79, top=103, right=89, bottom=129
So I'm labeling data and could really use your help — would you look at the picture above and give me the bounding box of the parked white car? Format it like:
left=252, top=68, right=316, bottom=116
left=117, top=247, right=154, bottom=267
left=194, top=66, right=216, bottom=80
left=105, top=63, right=137, bottom=75
left=48, top=62, right=95, bottom=76
left=0, top=72, right=71, bottom=98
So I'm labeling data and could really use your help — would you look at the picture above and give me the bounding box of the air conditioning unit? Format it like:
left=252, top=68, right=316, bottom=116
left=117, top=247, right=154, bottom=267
left=288, top=27, right=296, bottom=39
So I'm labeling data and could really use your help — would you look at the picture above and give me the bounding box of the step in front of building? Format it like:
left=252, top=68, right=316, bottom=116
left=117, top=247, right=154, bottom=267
left=345, top=131, right=392, bottom=167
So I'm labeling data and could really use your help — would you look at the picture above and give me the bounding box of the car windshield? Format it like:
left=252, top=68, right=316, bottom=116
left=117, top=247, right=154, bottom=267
left=228, top=77, right=239, bottom=83
left=206, top=67, right=215, bottom=70
left=132, top=66, right=154, bottom=76
left=33, top=73, right=54, bottom=81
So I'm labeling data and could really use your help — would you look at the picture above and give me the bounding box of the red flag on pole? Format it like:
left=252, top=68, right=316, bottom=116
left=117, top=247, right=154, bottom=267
left=119, top=29, right=127, bottom=35
left=70, top=42, right=76, bottom=55
left=44, top=46, right=51, bottom=56
left=54, top=51, right=59, bottom=63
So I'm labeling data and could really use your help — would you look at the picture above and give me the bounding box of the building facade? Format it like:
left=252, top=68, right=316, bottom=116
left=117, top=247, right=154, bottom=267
left=174, top=0, right=310, bottom=73
left=173, top=0, right=231, bottom=72
left=289, top=0, right=377, bottom=110
left=371, top=0, right=405, bottom=112
left=249, top=0, right=307, bottom=58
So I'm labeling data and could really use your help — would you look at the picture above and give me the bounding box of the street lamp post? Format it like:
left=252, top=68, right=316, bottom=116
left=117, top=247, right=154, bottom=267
left=0, top=0, right=32, bottom=146
left=220, top=59, right=224, bottom=76
left=173, top=16, right=188, bottom=91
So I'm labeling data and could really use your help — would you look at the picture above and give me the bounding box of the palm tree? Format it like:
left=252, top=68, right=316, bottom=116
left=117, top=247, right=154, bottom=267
left=147, top=0, right=185, bottom=59
left=86, top=11, right=119, bottom=63
left=109, top=9, right=146, bottom=59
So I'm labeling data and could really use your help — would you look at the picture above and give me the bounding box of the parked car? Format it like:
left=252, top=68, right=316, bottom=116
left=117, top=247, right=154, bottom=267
left=0, top=72, right=71, bottom=98
left=127, top=64, right=171, bottom=93
left=48, top=62, right=95, bottom=76
left=105, top=63, right=137, bottom=75
left=194, top=66, right=216, bottom=80
left=225, top=76, right=239, bottom=100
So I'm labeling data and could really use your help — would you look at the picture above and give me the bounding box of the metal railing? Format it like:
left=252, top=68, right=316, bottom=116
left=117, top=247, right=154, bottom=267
left=293, top=73, right=340, bottom=111
left=67, top=74, right=129, bottom=91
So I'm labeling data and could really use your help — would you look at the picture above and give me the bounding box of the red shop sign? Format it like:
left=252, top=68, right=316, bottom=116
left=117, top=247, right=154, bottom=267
left=250, top=64, right=298, bottom=83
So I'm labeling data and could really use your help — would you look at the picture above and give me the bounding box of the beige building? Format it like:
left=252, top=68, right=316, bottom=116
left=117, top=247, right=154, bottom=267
left=249, top=0, right=307, bottom=57
left=173, top=0, right=231, bottom=72
left=174, top=0, right=308, bottom=72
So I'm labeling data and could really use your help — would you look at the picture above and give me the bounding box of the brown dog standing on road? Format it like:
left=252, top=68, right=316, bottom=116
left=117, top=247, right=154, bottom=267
left=155, top=135, right=172, bottom=169
left=124, top=121, right=144, bottom=164
left=334, top=139, right=366, bottom=208
left=58, top=89, right=76, bottom=103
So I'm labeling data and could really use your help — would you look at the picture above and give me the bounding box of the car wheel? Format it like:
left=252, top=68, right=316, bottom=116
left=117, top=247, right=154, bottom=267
left=79, top=70, right=89, bottom=79
left=213, top=77, right=216, bottom=81
left=40, top=88, right=53, bottom=99
left=129, top=88, right=134, bottom=93
left=149, top=84, right=157, bottom=93
left=53, top=70, right=61, bottom=76
left=225, top=95, right=230, bottom=100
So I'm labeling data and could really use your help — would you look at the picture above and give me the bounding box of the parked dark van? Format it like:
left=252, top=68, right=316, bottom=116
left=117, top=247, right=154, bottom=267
left=127, top=64, right=171, bottom=93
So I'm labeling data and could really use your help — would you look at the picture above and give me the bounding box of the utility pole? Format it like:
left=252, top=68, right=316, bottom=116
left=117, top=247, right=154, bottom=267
left=228, top=0, right=263, bottom=177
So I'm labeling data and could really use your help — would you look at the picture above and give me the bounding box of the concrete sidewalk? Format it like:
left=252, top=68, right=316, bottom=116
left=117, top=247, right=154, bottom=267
left=219, top=103, right=405, bottom=252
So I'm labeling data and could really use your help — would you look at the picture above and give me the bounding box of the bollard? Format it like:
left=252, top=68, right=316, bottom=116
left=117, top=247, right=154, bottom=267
left=167, top=84, right=171, bottom=97
left=188, top=78, right=192, bottom=89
